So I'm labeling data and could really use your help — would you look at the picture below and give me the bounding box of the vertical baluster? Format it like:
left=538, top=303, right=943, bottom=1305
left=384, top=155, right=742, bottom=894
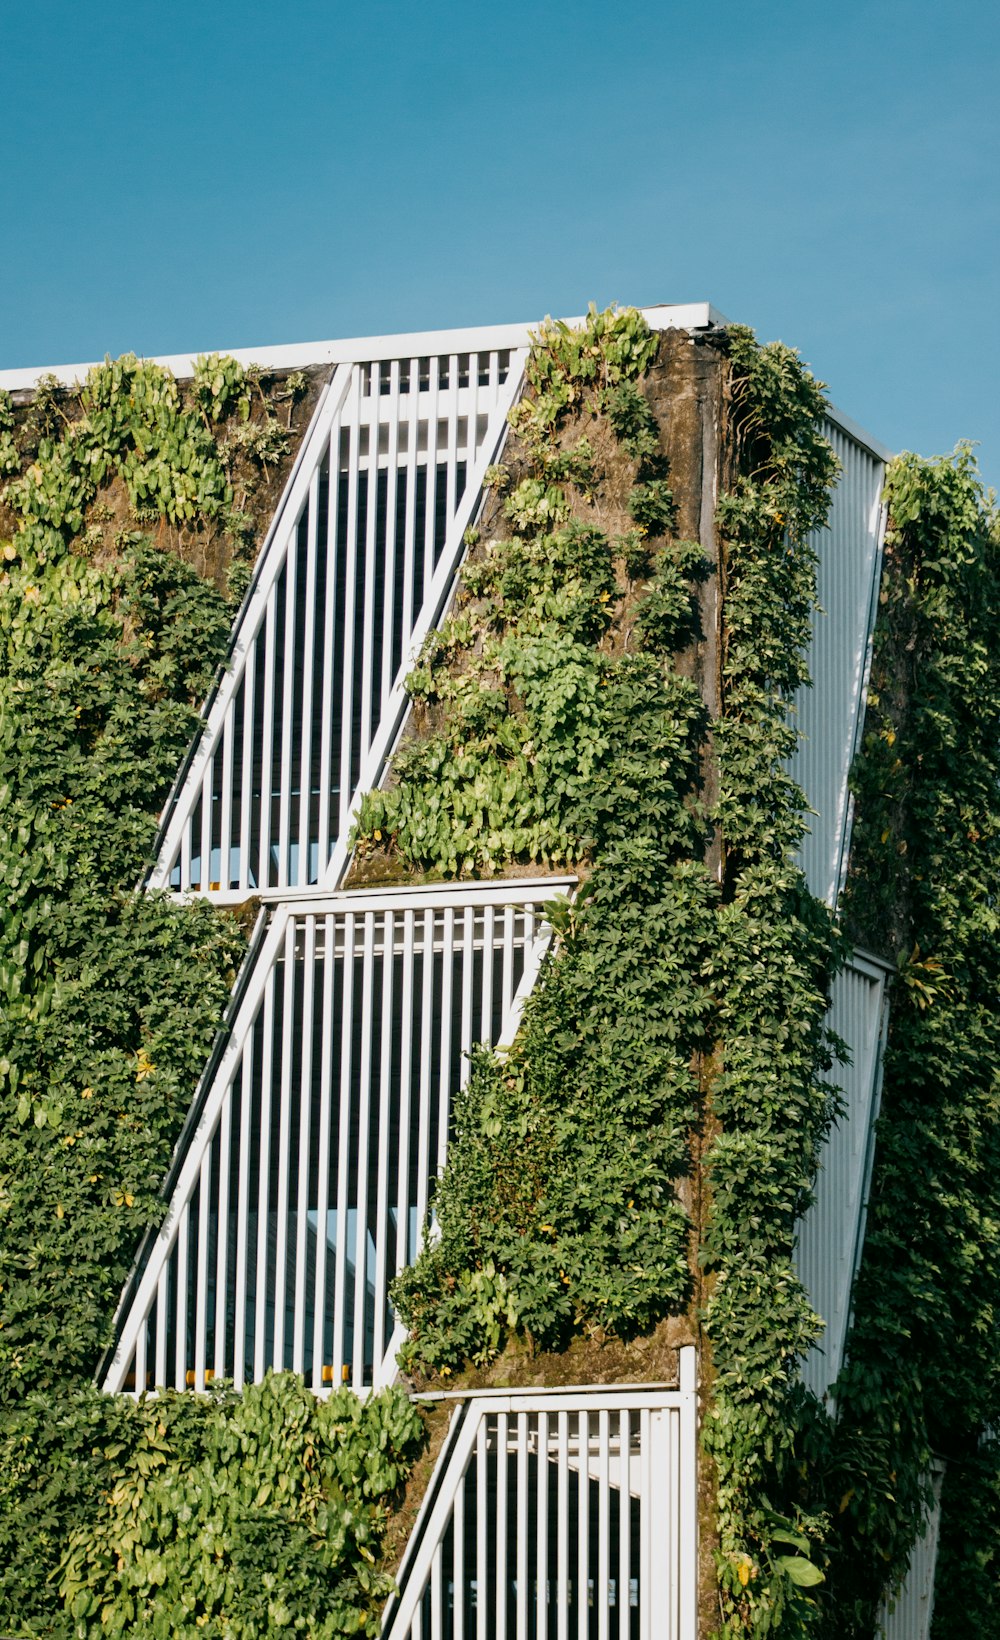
left=332, top=911, right=355, bottom=1387
left=639, top=1409, right=651, bottom=1640
left=175, top=1204, right=189, bottom=1390
left=598, top=1410, right=610, bottom=1640
left=501, top=905, right=515, bottom=1025
left=258, top=589, right=277, bottom=892
left=233, top=1040, right=254, bottom=1388
left=297, top=473, right=320, bottom=885
left=480, top=905, right=495, bottom=1043
left=312, top=912, right=336, bottom=1390
left=316, top=421, right=342, bottom=874
left=619, top=1412, right=631, bottom=1640
left=238, top=636, right=256, bottom=892
left=432, top=911, right=452, bottom=1180
left=337, top=373, right=362, bottom=838
left=477, top=1417, right=489, bottom=1640
left=496, top=1412, right=509, bottom=1640
left=460, top=906, right=475, bottom=1088
left=155, top=1266, right=168, bottom=1390
left=271, top=918, right=297, bottom=1368
left=395, top=909, right=417, bottom=1271
left=578, top=1410, right=589, bottom=1640
left=213, top=1084, right=232, bottom=1382
left=517, top=1413, right=529, bottom=1640
left=445, top=352, right=459, bottom=529
left=358, top=380, right=380, bottom=764
left=557, top=1412, right=569, bottom=1640
left=219, top=711, right=234, bottom=893
left=292, top=916, right=316, bottom=1373
left=537, top=1410, right=550, bottom=1640
left=194, top=1148, right=211, bottom=1390
left=372, top=910, right=395, bottom=1373
left=424, top=356, right=440, bottom=600
left=454, top=1442, right=466, bottom=1640
left=414, top=905, right=432, bottom=1246
left=276, top=523, right=298, bottom=889
left=382, top=359, right=402, bottom=709
left=352, top=914, right=376, bottom=1388
left=199, top=758, right=213, bottom=892
left=253, top=963, right=277, bottom=1378
left=401, top=357, right=419, bottom=652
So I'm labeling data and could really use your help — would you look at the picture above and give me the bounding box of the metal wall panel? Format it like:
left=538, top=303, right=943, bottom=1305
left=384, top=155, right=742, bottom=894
left=382, top=1365, right=698, bottom=1640
left=791, top=422, right=886, bottom=908
left=103, top=881, right=568, bottom=1398
left=796, top=951, right=890, bottom=1400
left=150, top=349, right=525, bottom=899
left=879, top=1464, right=944, bottom=1640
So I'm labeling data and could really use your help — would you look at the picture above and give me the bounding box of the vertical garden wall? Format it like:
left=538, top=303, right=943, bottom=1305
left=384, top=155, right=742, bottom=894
left=0, top=310, right=998, bottom=1638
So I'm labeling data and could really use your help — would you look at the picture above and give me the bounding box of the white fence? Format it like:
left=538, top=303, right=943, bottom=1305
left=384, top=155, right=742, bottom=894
left=103, top=880, right=570, bottom=1397
left=383, top=1364, right=698, bottom=1640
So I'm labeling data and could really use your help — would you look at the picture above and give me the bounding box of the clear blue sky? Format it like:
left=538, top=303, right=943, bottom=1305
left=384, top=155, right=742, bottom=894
left=3, top=0, right=997, bottom=487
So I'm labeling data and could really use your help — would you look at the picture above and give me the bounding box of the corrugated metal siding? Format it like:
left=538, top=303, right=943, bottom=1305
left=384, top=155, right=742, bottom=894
left=791, top=422, right=886, bottom=908
left=879, top=1464, right=945, bottom=1640
left=797, top=951, right=889, bottom=1400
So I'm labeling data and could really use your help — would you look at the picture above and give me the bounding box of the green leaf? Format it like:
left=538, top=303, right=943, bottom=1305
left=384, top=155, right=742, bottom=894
left=777, top=1555, right=825, bottom=1587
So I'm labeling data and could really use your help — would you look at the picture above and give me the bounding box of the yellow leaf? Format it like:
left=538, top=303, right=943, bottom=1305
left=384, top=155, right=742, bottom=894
left=55, top=1203, right=64, bottom=1220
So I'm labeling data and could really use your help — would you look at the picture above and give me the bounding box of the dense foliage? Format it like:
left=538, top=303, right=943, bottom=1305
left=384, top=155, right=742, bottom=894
left=369, top=308, right=718, bottom=1370
left=365, top=309, right=849, bottom=1633
left=701, top=330, right=843, bottom=1635
left=811, top=446, right=1000, bottom=1635
left=0, top=356, right=422, bottom=1637
left=58, top=1376, right=424, bottom=1640
left=6, top=319, right=993, bottom=1638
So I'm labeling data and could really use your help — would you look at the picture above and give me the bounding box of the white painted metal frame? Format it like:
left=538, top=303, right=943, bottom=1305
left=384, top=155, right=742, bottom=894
left=150, top=348, right=526, bottom=898
left=382, top=1356, right=698, bottom=1640
left=0, top=305, right=728, bottom=392
left=103, top=879, right=571, bottom=1398
left=797, top=950, right=891, bottom=1400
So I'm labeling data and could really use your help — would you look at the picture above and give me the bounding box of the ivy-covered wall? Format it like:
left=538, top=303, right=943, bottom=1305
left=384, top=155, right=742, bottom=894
left=2, top=313, right=998, bottom=1640
left=352, top=310, right=847, bottom=1632
left=0, top=355, right=425, bottom=1637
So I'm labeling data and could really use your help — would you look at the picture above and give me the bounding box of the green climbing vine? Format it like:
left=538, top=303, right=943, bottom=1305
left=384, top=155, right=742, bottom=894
left=7, top=314, right=991, bottom=1639
left=357, top=307, right=718, bottom=1372
left=0, top=354, right=421, bottom=1639
left=700, top=329, right=843, bottom=1635
left=807, top=445, right=1000, bottom=1636
left=359, top=308, right=848, bottom=1633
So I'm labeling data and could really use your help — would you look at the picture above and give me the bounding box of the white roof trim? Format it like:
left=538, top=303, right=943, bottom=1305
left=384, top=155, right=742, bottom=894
left=0, top=300, right=892, bottom=466
left=0, top=303, right=725, bottom=392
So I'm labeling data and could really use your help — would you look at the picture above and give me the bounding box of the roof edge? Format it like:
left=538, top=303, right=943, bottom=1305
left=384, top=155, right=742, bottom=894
left=0, top=303, right=724, bottom=392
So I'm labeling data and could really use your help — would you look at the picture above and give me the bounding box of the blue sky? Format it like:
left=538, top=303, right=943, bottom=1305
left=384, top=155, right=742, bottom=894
left=3, top=0, right=997, bottom=486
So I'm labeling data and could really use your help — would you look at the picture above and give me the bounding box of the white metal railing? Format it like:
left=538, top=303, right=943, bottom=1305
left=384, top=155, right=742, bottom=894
left=150, top=349, right=526, bottom=899
left=382, top=1360, right=698, bottom=1640
left=102, top=880, right=571, bottom=1398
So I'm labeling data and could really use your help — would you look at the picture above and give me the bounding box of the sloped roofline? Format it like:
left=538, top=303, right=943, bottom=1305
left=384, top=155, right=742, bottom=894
left=0, top=300, right=892, bottom=464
